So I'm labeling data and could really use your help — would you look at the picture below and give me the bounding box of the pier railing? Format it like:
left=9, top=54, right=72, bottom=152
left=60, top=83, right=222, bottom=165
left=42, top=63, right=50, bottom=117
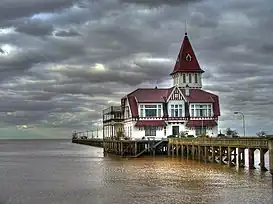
left=169, top=137, right=269, bottom=149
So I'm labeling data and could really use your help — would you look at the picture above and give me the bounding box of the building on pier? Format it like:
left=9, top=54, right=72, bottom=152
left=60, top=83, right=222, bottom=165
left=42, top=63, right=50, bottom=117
left=103, top=32, right=221, bottom=139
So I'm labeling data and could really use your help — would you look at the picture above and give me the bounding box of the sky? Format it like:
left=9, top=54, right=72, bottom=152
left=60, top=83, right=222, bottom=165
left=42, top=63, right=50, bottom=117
left=0, top=0, right=272, bottom=139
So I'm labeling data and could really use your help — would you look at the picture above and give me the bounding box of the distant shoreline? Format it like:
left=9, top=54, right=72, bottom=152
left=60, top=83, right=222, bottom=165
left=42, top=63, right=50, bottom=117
left=0, top=138, right=71, bottom=141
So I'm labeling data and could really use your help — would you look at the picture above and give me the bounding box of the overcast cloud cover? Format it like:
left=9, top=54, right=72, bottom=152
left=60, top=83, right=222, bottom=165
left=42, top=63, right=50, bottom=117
left=0, top=0, right=272, bottom=139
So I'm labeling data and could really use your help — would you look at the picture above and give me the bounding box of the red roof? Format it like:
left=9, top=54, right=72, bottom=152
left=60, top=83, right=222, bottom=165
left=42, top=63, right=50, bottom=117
left=123, top=87, right=220, bottom=118
left=127, top=95, right=138, bottom=117
left=135, top=120, right=166, bottom=127
left=186, top=120, right=217, bottom=127
left=126, top=88, right=171, bottom=103
left=171, top=33, right=204, bottom=75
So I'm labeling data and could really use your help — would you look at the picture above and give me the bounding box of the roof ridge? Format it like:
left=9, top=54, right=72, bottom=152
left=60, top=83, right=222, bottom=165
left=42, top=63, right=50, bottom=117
left=197, top=89, right=218, bottom=97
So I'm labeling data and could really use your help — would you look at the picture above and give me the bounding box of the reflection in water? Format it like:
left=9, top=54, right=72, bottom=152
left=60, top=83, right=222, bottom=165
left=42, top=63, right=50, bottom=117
left=100, top=156, right=272, bottom=204
left=0, top=140, right=272, bottom=204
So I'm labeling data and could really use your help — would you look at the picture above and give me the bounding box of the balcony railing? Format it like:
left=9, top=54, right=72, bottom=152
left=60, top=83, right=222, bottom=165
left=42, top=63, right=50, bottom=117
left=103, top=106, right=121, bottom=115
left=169, top=138, right=269, bottom=149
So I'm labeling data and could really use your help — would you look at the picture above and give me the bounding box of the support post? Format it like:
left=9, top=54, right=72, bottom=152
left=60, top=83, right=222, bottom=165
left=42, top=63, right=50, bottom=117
left=198, top=146, right=201, bottom=161
left=204, top=146, right=208, bottom=163
left=248, top=148, right=255, bottom=169
left=168, top=142, right=171, bottom=156
left=181, top=145, right=184, bottom=158
left=172, top=143, right=174, bottom=157
left=260, top=148, right=267, bottom=171
left=219, top=146, right=223, bottom=164
left=187, top=145, right=190, bottom=159
left=268, top=138, right=273, bottom=175
left=211, top=146, right=215, bottom=163
left=227, top=147, right=232, bottom=166
left=238, top=148, right=245, bottom=167
left=192, top=145, right=195, bottom=160
left=135, top=142, right=138, bottom=156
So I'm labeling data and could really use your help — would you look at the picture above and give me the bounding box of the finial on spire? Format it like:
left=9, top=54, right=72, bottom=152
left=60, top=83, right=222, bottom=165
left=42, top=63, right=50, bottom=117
left=185, top=20, right=187, bottom=36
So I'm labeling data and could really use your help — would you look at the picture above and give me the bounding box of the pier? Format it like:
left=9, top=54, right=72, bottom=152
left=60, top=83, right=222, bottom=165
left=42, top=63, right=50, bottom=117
left=72, top=138, right=103, bottom=148
left=168, top=137, right=273, bottom=174
left=72, top=134, right=273, bottom=174
left=72, top=137, right=168, bottom=157
left=103, top=139, right=168, bottom=157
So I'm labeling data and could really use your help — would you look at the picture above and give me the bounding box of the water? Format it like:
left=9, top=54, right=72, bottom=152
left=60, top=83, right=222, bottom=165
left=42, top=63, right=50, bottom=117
left=0, top=140, right=272, bottom=204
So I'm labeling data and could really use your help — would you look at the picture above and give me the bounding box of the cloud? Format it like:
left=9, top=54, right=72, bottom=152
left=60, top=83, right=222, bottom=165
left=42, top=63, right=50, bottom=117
left=0, top=0, right=79, bottom=23
left=0, top=0, right=273, bottom=138
left=119, top=0, right=202, bottom=7
left=54, top=29, right=82, bottom=37
left=15, top=19, right=54, bottom=36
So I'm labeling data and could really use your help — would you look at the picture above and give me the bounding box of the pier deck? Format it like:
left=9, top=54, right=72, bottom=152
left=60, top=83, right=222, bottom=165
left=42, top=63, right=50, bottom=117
left=168, top=137, right=273, bottom=174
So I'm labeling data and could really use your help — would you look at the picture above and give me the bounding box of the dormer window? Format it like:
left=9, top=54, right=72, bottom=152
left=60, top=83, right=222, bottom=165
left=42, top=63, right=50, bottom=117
left=185, top=53, right=192, bottom=62
left=174, top=93, right=179, bottom=99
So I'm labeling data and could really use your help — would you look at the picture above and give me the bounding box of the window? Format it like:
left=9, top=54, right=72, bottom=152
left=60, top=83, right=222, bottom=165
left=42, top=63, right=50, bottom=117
left=196, top=105, right=207, bottom=117
left=196, top=127, right=206, bottom=135
left=140, top=105, right=144, bottom=117
left=145, top=105, right=157, bottom=117
left=183, top=74, right=186, bottom=83
left=164, top=127, right=166, bottom=136
left=125, top=106, right=130, bottom=118
left=170, top=104, right=183, bottom=117
left=139, top=104, right=162, bottom=117
left=190, top=104, right=212, bottom=117
left=186, top=53, right=192, bottom=61
left=195, top=74, right=198, bottom=83
left=145, top=127, right=156, bottom=136
left=189, top=74, right=192, bottom=83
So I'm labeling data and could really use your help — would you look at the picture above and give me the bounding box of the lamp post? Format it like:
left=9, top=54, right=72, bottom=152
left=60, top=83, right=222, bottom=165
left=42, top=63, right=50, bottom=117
left=234, top=111, right=246, bottom=137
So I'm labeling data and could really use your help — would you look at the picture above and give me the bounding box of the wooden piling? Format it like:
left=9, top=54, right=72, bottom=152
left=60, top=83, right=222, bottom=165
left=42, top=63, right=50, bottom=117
left=268, top=138, right=273, bottom=175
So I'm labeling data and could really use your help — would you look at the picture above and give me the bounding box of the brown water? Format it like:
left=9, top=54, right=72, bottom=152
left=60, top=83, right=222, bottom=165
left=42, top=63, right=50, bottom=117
left=0, top=140, right=272, bottom=204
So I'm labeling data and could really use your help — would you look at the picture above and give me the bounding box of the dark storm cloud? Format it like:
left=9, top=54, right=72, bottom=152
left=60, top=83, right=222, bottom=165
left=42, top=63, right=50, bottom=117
left=0, top=48, right=5, bottom=54
left=15, top=19, right=54, bottom=36
left=0, top=0, right=79, bottom=22
left=0, top=0, right=273, bottom=137
left=119, top=0, right=202, bottom=7
left=56, top=58, right=173, bottom=86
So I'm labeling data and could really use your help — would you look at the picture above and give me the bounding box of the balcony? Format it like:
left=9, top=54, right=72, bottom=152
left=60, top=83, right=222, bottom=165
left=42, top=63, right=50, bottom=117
left=103, top=106, right=123, bottom=123
left=103, top=106, right=121, bottom=115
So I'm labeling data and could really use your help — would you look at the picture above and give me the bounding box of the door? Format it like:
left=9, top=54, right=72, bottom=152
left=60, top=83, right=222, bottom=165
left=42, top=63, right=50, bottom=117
left=172, top=126, right=179, bottom=136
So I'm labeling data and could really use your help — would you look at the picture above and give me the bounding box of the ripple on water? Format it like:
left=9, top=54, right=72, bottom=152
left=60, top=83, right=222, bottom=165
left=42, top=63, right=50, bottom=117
left=0, top=141, right=272, bottom=204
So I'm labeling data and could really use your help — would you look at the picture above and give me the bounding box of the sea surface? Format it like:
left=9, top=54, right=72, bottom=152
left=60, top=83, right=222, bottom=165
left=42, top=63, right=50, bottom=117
left=0, top=139, right=272, bottom=204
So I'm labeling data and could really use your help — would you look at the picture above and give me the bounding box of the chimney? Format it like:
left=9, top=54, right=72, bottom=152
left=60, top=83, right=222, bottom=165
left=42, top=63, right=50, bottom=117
left=185, top=84, right=190, bottom=96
